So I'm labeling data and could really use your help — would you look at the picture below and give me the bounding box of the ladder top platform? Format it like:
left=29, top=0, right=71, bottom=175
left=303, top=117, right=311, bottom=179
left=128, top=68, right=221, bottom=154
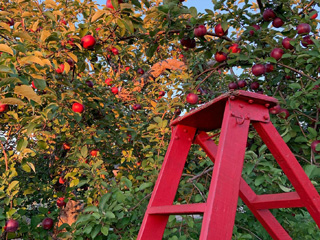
left=170, top=90, right=278, bottom=131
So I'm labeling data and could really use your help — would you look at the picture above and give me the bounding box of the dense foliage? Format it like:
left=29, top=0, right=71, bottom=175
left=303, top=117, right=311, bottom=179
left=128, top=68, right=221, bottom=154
left=0, top=0, right=320, bottom=239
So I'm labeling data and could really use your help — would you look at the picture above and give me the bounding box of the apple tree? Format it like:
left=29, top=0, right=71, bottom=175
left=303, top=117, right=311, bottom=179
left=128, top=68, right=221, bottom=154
left=0, top=0, right=320, bottom=239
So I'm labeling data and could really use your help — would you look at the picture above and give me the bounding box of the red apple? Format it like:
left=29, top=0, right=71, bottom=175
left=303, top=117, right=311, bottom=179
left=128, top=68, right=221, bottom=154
left=175, top=108, right=181, bottom=115
left=237, top=80, right=247, bottom=88
left=31, top=81, right=36, bottom=89
left=125, top=66, right=130, bottom=71
left=86, top=80, right=93, bottom=88
left=111, top=87, right=118, bottom=94
left=215, top=52, right=227, bottom=62
left=159, top=91, right=165, bottom=96
left=60, top=19, right=67, bottom=25
left=111, top=47, right=119, bottom=55
left=96, top=27, right=101, bottom=32
left=311, top=140, right=320, bottom=153
left=266, top=63, right=274, bottom=72
left=278, top=108, right=290, bottom=119
left=310, top=9, right=318, bottom=19
left=269, top=105, right=281, bottom=114
left=0, top=103, right=8, bottom=112
left=106, top=0, right=114, bottom=9
left=5, top=219, right=19, bottom=232
left=59, top=176, right=66, bottom=184
left=137, top=68, right=144, bottom=74
left=67, top=59, right=74, bottom=68
left=282, top=37, right=294, bottom=50
left=252, top=64, right=265, bottom=76
left=250, top=82, right=260, bottom=90
left=194, top=25, right=207, bottom=37
left=7, top=18, right=14, bottom=26
left=105, top=78, right=113, bottom=86
left=133, top=104, right=142, bottom=111
left=186, top=93, right=198, bottom=105
left=72, top=102, right=84, bottom=113
left=301, top=35, right=314, bottom=47
left=81, top=35, right=96, bottom=49
left=297, top=23, right=311, bottom=35
left=228, top=43, right=241, bottom=53
left=62, top=143, right=71, bottom=150
left=263, top=8, right=276, bottom=21
left=56, top=63, right=65, bottom=74
left=215, top=23, right=228, bottom=37
left=42, top=218, right=54, bottom=230
left=270, top=48, right=284, bottom=60
left=249, top=24, right=260, bottom=36
left=273, top=17, right=284, bottom=28
left=67, top=38, right=75, bottom=46
left=90, top=149, right=99, bottom=157
left=180, top=37, right=196, bottom=48
left=228, top=82, right=238, bottom=90
left=57, top=197, right=66, bottom=208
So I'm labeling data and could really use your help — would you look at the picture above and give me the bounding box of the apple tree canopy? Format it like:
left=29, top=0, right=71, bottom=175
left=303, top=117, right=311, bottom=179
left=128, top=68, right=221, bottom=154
left=0, top=0, right=320, bottom=239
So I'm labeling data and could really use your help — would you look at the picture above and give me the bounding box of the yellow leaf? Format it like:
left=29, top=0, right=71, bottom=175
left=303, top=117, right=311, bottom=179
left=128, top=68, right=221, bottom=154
left=0, top=22, right=11, bottom=31
left=0, top=98, right=26, bottom=105
left=91, top=10, right=106, bottom=22
left=0, top=11, right=10, bottom=16
left=20, top=56, right=45, bottom=66
left=53, top=10, right=63, bottom=16
left=0, top=44, right=13, bottom=55
left=42, top=59, right=51, bottom=66
left=44, top=0, right=57, bottom=7
left=69, top=22, right=75, bottom=31
left=31, top=20, right=39, bottom=32
left=67, top=52, right=78, bottom=62
left=22, top=12, right=34, bottom=17
left=120, top=3, right=133, bottom=10
left=13, top=31, right=33, bottom=42
left=64, top=62, right=70, bottom=74
left=40, top=30, right=51, bottom=42
left=150, top=101, right=157, bottom=108
left=14, top=85, right=42, bottom=104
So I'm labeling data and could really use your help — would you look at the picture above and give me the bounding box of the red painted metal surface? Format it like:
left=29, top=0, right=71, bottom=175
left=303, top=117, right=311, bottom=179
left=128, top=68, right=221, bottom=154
left=137, top=91, right=320, bottom=240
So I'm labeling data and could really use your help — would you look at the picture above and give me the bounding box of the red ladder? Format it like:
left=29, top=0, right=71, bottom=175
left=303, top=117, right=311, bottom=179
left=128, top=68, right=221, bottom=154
left=137, top=90, right=320, bottom=240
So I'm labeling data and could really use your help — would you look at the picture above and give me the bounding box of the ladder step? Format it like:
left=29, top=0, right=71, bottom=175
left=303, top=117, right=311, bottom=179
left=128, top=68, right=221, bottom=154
left=252, top=192, right=303, bottom=209
left=148, top=203, right=206, bottom=215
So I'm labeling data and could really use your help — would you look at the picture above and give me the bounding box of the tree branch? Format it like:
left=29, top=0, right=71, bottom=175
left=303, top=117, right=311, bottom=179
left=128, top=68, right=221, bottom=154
left=276, top=62, right=317, bottom=82
left=0, top=141, right=8, bottom=171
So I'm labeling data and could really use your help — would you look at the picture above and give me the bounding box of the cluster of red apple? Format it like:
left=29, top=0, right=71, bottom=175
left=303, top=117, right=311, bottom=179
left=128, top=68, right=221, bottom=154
left=4, top=217, right=54, bottom=233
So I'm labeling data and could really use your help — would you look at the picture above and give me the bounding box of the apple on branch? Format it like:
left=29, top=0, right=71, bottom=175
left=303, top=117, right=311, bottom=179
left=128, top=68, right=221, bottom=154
left=0, top=103, right=8, bottom=113
left=215, top=23, right=228, bottom=37
left=42, top=218, right=54, bottom=230
left=5, top=219, right=19, bottom=232
left=186, top=93, right=198, bottom=105
left=81, top=35, right=96, bottom=49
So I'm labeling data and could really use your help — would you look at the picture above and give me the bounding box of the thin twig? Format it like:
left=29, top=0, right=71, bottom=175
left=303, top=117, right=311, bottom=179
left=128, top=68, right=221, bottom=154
left=235, top=224, right=263, bottom=240
left=128, top=192, right=152, bottom=212
left=276, top=62, right=317, bottom=82
left=187, top=167, right=213, bottom=183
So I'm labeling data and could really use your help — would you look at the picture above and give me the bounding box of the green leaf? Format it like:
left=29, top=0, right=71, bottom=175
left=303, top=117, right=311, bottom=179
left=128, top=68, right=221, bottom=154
left=33, top=79, right=47, bottom=90
left=105, top=211, right=115, bottom=219
left=101, top=225, right=109, bottom=236
left=0, top=65, right=13, bottom=73
left=265, top=57, right=277, bottom=63
left=139, top=182, right=153, bottom=190
left=17, top=138, right=28, bottom=152
left=0, top=77, right=21, bottom=87
left=84, top=206, right=99, bottom=213
left=81, top=146, right=88, bottom=158
left=91, top=224, right=102, bottom=239
left=99, top=193, right=111, bottom=211
left=189, top=7, right=197, bottom=18
left=278, top=184, right=292, bottom=192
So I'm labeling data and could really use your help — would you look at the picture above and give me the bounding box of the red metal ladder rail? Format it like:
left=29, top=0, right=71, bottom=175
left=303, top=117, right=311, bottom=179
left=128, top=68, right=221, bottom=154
left=137, top=91, right=320, bottom=240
